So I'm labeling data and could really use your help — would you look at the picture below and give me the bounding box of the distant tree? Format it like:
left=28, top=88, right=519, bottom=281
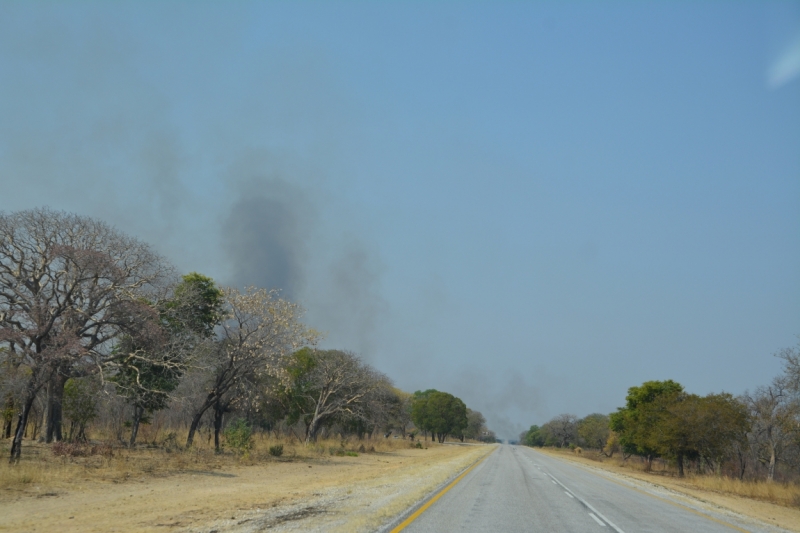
left=522, top=425, right=546, bottom=447
left=388, top=389, right=414, bottom=438
left=609, top=380, right=684, bottom=469
left=777, top=340, right=800, bottom=394
left=744, top=377, right=798, bottom=482
left=411, top=389, right=439, bottom=441
left=412, top=391, right=467, bottom=443
left=549, top=414, right=579, bottom=448
left=463, top=409, right=487, bottom=441
left=577, top=413, right=610, bottom=450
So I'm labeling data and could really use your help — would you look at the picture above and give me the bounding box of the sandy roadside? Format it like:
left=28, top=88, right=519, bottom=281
left=535, top=448, right=800, bottom=533
left=0, top=443, right=496, bottom=533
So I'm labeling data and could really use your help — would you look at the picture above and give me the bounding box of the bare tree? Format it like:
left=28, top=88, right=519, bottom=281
left=0, top=208, right=174, bottom=462
left=744, top=377, right=799, bottom=481
left=283, top=349, right=389, bottom=444
left=549, top=414, right=579, bottom=448
left=184, top=286, right=315, bottom=449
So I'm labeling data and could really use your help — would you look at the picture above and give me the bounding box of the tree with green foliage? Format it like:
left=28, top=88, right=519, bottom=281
left=184, top=287, right=315, bottom=450
left=277, top=348, right=390, bottom=443
left=62, top=378, right=100, bottom=442
left=522, top=425, right=546, bottom=447
left=609, top=380, right=684, bottom=469
left=411, top=391, right=468, bottom=443
left=115, top=273, right=223, bottom=447
left=577, top=413, right=610, bottom=450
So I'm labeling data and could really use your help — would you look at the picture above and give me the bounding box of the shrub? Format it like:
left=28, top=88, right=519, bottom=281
left=223, top=419, right=253, bottom=455
left=269, top=444, right=284, bottom=457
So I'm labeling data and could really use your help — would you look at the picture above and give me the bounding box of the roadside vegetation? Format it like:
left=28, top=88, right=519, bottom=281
left=521, top=342, right=800, bottom=508
left=0, top=207, right=496, bottom=493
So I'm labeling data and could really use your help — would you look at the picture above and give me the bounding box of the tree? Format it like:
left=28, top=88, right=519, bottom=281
left=549, top=414, right=578, bottom=448
left=279, top=348, right=390, bottom=443
left=412, top=391, right=467, bottom=443
left=184, top=286, right=314, bottom=450
left=114, top=273, right=223, bottom=447
left=744, top=377, right=798, bottom=482
left=609, top=380, right=684, bottom=469
left=463, top=409, right=487, bottom=441
left=522, top=425, right=546, bottom=447
left=577, top=413, right=610, bottom=450
left=0, top=208, right=174, bottom=462
left=411, top=389, right=439, bottom=441
left=62, top=377, right=99, bottom=442
left=777, top=340, right=800, bottom=394
left=388, top=388, right=414, bottom=438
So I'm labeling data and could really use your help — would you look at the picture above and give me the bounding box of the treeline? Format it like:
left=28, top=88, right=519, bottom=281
left=0, top=208, right=495, bottom=463
left=521, top=347, right=800, bottom=482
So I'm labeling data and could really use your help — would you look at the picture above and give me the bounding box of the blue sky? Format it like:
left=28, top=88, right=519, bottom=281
left=1, top=1, right=798, bottom=437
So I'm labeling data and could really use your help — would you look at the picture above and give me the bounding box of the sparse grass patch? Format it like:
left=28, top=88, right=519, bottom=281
left=0, top=430, right=426, bottom=495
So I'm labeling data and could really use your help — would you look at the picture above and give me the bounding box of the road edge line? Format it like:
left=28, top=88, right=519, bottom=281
left=378, top=445, right=497, bottom=533
left=531, top=448, right=752, bottom=533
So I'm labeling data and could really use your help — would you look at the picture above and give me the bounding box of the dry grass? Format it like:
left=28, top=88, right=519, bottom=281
left=538, top=447, right=800, bottom=509
left=0, top=431, right=424, bottom=496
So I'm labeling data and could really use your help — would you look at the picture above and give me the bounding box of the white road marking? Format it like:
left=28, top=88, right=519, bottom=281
left=589, top=513, right=606, bottom=527
left=551, top=480, right=557, bottom=484
left=564, top=491, right=574, bottom=498
left=545, top=473, right=625, bottom=533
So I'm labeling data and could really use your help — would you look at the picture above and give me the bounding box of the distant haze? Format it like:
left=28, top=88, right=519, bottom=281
left=1, top=2, right=798, bottom=438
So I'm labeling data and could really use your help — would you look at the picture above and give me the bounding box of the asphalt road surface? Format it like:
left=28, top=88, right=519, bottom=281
left=398, top=445, right=776, bottom=533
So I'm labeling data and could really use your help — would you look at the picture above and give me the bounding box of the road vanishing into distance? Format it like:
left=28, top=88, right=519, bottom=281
left=394, top=445, right=774, bottom=533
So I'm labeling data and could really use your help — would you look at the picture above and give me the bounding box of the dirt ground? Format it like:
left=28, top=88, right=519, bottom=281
left=536, top=448, right=800, bottom=533
left=0, top=442, right=495, bottom=533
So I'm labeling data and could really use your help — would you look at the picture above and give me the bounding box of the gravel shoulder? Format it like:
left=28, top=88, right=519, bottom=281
left=0, top=442, right=496, bottom=533
left=535, top=447, right=800, bottom=533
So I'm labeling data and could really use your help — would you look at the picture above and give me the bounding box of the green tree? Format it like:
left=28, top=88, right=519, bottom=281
left=115, top=273, right=223, bottom=447
left=609, top=380, right=684, bottom=469
left=62, top=378, right=100, bottom=442
left=577, top=413, right=610, bottom=450
left=412, top=391, right=467, bottom=443
left=522, top=425, right=546, bottom=447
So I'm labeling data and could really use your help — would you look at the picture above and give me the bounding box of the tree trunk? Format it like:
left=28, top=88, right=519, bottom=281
left=9, top=394, right=36, bottom=463
left=676, top=453, right=685, bottom=477
left=44, top=373, right=68, bottom=443
left=186, top=410, right=205, bottom=448
left=767, top=448, right=776, bottom=482
left=185, top=395, right=216, bottom=448
left=2, top=395, right=13, bottom=439
left=737, top=450, right=747, bottom=480
left=305, top=416, right=320, bottom=445
left=129, top=405, right=144, bottom=447
left=213, top=403, right=224, bottom=452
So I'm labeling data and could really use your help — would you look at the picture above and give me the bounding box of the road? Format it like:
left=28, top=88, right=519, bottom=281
left=395, top=445, right=776, bottom=533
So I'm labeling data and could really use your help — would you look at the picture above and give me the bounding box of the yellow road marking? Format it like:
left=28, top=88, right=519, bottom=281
left=390, top=449, right=494, bottom=532
left=531, top=450, right=750, bottom=533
